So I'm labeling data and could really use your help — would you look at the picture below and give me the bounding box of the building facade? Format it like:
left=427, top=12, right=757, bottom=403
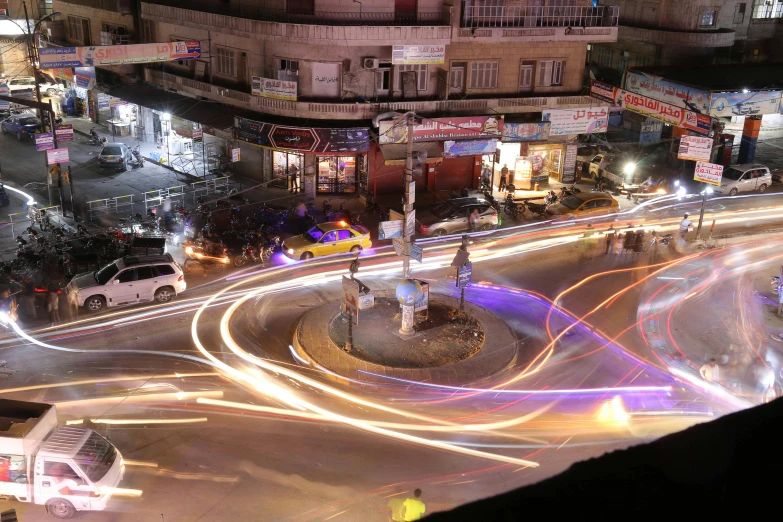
left=45, top=0, right=620, bottom=198
left=592, top=0, right=783, bottom=83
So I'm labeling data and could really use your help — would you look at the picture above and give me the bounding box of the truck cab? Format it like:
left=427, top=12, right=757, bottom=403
left=0, top=399, right=124, bottom=519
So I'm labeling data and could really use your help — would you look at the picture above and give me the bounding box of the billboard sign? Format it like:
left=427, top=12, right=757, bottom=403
left=35, top=132, right=54, bottom=151
left=46, top=147, right=69, bottom=165
left=694, top=161, right=723, bottom=186
left=391, top=45, right=446, bottom=64
left=74, top=67, right=96, bottom=89
left=0, top=84, right=8, bottom=110
left=38, top=41, right=201, bottom=68
left=709, top=90, right=783, bottom=118
left=251, top=76, right=297, bottom=101
left=54, top=124, right=74, bottom=142
left=443, top=139, right=497, bottom=157
left=235, top=117, right=369, bottom=154
left=501, top=122, right=550, bottom=142
left=591, top=81, right=711, bottom=135
left=625, top=71, right=711, bottom=113
left=378, top=219, right=403, bottom=240
left=379, top=115, right=503, bottom=144
left=678, top=136, right=713, bottom=161
left=543, top=107, right=609, bottom=135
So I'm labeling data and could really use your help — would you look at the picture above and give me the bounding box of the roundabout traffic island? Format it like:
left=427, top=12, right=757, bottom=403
left=293, top=290, right=519, bottom=386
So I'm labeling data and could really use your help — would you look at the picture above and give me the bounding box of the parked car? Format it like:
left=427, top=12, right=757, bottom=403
left=547, top=192, right=620, bottom=220
left=4, top=76, right=36, bottom=93
left=0, top=114, right=41, bottom=140
left=66, top=254, right=186, bottom=312
left=576, top=144, right=610, bottom=178
left=282, top=222, right=372, bottom=260
left=713, top=164, right=772, bottom=196
left=98, top=143, right=133, bottom=171
left=38, top=81, right=65, bottom=97
left=418, top=197, right=499, bottom=237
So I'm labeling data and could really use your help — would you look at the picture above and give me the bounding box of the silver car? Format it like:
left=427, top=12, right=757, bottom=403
left=418, top=197, right=499, bottom=237
left=98, top=143, right=132, bottom=171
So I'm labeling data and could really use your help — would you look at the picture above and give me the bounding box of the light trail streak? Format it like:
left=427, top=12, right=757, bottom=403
left=90, top=417, right=209, bottom=425
left=0, top=372, right=219, bottom=395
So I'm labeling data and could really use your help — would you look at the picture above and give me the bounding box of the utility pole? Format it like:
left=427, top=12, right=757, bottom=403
left=402, top=112, right=415, bottom=279
left=695, top=184, right=712, bottom=239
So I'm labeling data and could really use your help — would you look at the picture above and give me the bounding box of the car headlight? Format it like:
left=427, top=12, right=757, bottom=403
left=287, top=248, right=294, bottom=255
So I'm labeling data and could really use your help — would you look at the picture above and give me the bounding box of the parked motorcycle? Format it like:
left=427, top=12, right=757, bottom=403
left=558, top=185, right=581, bottom=199
left=526, top=201, right=549, bottom=217
left=129, top=145, right=144, bottom=168
left=183, top=240, right=231, bottom=273
left=503, top=193, right=522, bottom=219
left=88, top=128, right=107, bottom=146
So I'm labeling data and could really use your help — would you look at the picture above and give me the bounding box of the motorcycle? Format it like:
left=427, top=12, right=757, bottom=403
left=526, top=201, right=549, bottom=217
left=88, top=128, right=107, bottom=146
left=558, top=185, right=581, bottom=199
left=129, top=145, right=144, bottom=168
left=544, top=191, right=559, bottom=206
left=232, top=241, right=276, bottom=267
left=503, top=193, right=522, bottom=219
left=183, top=240, right=231, bottom=272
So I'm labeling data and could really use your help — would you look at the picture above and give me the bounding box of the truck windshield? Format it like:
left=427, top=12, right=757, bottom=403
left=75, top=431, right=117, bottom=482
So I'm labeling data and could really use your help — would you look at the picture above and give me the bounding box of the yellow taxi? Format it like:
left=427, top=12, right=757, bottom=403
left=547, top=192, right=620, bottom=220
left=282, top=221, right=372, bottom=260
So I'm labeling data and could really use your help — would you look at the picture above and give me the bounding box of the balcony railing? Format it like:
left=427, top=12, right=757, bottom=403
left=461, top=2, right=618, bottom=28
left=142, top=0, right=450, bottom=26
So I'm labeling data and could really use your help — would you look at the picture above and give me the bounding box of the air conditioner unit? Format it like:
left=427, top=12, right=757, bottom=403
left=363, top=57, right=379, bottom=70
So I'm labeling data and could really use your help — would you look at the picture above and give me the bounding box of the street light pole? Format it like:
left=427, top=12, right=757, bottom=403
left=695, top=184, right=712, bottom=239
left=402, top=112, right=415, bottom=279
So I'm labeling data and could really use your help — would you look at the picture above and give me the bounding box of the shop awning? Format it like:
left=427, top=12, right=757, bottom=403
left=380, top=142, right=443, bottom=166
left=108, top=83, right=237, bottom=132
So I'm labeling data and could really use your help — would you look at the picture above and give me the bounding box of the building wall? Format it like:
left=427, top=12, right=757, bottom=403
left=0, top=38, right=32, bottom=77
left=53, top=0, right=135, bottom=45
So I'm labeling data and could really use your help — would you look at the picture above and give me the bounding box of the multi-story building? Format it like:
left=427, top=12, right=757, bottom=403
left=1, top=0, right=54, bottom=77
left=45, top=0, right=620, bottom=198
left=591, top=0, right=783, bottom=84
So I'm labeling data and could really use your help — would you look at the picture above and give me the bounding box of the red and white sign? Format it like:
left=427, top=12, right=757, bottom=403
left=46, top=147, right=70, bottom=165
left=678, top=136, right=713, bottom=162
left=694, top=161, right=723, bottom=186
left=590, top=80, right=711, bottom=135
left=231, top=148, right=241, bottom=162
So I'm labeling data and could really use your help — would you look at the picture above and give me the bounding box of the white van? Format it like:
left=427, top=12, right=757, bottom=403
left=715, top=164, right=772, bottom=196
left=66, top=254, right=186, bottom=312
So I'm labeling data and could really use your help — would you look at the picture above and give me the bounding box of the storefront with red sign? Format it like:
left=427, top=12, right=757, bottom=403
left=234, top=117, right=370, bottom=195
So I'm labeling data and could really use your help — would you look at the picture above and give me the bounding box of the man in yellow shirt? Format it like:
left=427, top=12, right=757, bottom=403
left=389, top=488, right=426, bottom=521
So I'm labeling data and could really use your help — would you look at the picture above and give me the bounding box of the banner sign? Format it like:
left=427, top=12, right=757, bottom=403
left=391, top=45, right=446, bottom=64
left=251, top=76, right=297, bottom=101
left=46, top=147, right=69, bottom=165
left=709, top=90, right=783, bottom=118
left=626, top=71, right=711, bottom=113
left=562, top=144, right=578, bottom=184
left=501, top=122, right=550, bottom=142
left=235, top=116, right=369, bottom=154
left=38, top=41, right=201, bottom=68
left=443, top=139, right=497, bottom=157
left=54, top=124, right=74, bottom=142
left=591, top=80, right=711, bottom=135
left=694, top=161, right=723, bottom=186
left=379, top=115, right=503, bottom=144
left=0, top=84, right=8, bottom=110
left=341, top=276, right=359, bottom=325
left=678, top=136, right=713, bottom=161
left=231, top=148, right=241, bottom=162
left=378, top=219, right=403, bottom=240
left=35, top=132, right=54, bottom=151
left=74, top=66, right=96, bottom=89
left=543, top=108, right=608, bottom=136
left=51, top=68, right=74, bottom=82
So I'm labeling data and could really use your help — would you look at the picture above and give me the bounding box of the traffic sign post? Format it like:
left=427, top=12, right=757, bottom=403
left=452, top=235, right=472, bottom=313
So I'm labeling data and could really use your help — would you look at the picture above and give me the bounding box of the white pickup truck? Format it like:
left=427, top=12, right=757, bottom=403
left=0, top=399, right=124, bottom=519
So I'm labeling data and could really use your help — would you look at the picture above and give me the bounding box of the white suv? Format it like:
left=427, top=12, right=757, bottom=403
left=4, top=77, right=64, bottom=96
left=67, top=254, right=186, bottom=312
left=714, top=164, right=772, bottom=196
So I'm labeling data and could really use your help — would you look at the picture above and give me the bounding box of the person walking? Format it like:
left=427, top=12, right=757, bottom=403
left=604, top=226, right=616, bottom=254
left=288, top=164, right=299, bottom=193
left=469, top=208, right=480, bottom=232
left=499, top=164, right=509, bottom=192
left=699, top=359, right=719, bottom=383
left=623, top=228, right=635, bottom=255
left=295, top=199, right=308, bottom=232
left=679, top=213, right=692, bottom=240
left=46, top=284, right=61, bottom=326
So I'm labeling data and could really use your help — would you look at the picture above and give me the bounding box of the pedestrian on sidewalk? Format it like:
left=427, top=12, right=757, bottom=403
left=288, top=164, right=299, bottom=193
left=604, top=226, right=616, bottom=254
left=469, top=208, right=480, bottom=232
left=295, top=198, right=308, bottom=232
left=500, top=164, right=509, bottom=192
left=700, top=359, right=719, bottom=383
left=46, top=284, right=61, bottom=326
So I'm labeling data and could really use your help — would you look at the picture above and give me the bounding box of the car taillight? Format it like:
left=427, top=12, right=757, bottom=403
left=491, top=211, right=498, bottom=217
left=178, top=275, right=184, bottom=281
left=118, top=157, right=123, bottom=162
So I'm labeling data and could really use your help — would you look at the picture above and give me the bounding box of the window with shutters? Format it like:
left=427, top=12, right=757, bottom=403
left=215, top=47, right=236, bottom=78
left=140, top=19, right=155, bottom=43
left=751, top=0, right=782, bottom=18
left=276, top=58, right=299, bottom=82
left=469, top=61, right=499, bottom=89
left=699, top=10, right=717, bottom=26
left=396, top=64, right=428, bottom=91
left=68, top=16, right=91, bottom=45
left=519, top=60, right=534, bottom=92
left=537, top=60, right=563, bottom=87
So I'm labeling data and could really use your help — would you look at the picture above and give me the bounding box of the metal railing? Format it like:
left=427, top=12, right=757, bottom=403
left=461, top=3, right=618, bottom=28
left=191, top=177, right=231, bottom=204
left=143, top=186, right=186, bottom=213
left=142, top=0, right=451, bottom=26
left=86, top=195, right=135, bottom=222
left=9, top=205, right=63, bottom=237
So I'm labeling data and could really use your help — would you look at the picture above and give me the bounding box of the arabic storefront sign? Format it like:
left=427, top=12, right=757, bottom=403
left=0, top=84, right=9, bottom=111
left=74, top=67, right=96, bottom=89
left=391, top=45, right=446, bottom=64
left=234, top=117, right=369, bottom=154
left=51, top=68, right=74, bottom=83
left=379, top=116, right=503, bottom=144
left=54, top=124, right=74, bottom=142
left=542, top=108, right=608, bottom=136
left=46, top=147, right=69, bottom=165
left=443, top=139, right=497, bottom=157
left=35, top=132, right=54, bottom=152
left=678, top=136, right=713, bottom=162
left=97, top=93, right=110, bottom=112
left=501, top=122, right=550, bottom=142
left=231, top=148, right=241, bottom=162
left=591, top=81, right=711, bottom=135
left=709, top=90, right=783, bottom=118
left=590, top=80, right=616, bottom=104
left=694, top=161, right=723, bottom=186
left=38, top=41, right=201, bottom=68
left=251, top=77, right=297, bottom=101
left=312, top=62, right=340, bottom=98
left=626, top=71, right=711, bottom=113
left=562, top=144, right=578, bottom=184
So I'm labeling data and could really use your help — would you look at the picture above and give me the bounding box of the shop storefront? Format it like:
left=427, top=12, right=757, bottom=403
left=235, top=116, right=370, bottom=195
